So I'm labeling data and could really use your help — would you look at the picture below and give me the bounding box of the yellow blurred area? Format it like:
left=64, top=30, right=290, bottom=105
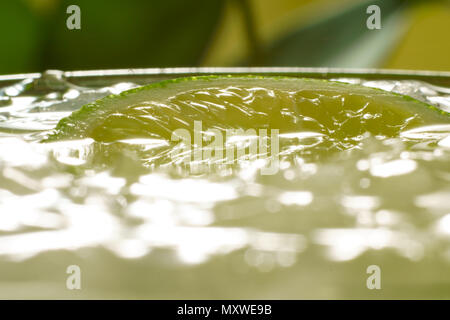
left=203, top=0, right=342, bottom=66
left=204, top=0, right=450, bottom=71
left=25, top=0, right=58, bottom=15
left=385, top=2, right=450, bottom=71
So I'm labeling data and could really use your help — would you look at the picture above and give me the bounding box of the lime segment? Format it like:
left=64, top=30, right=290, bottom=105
left=45, top=76, right=450, bottom=143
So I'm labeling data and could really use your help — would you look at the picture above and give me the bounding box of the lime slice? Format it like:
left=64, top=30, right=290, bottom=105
left=45, top=76, right=449, bottom=143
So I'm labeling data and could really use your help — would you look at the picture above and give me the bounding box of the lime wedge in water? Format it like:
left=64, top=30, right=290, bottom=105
left=45, top=76, right=449, bottom=143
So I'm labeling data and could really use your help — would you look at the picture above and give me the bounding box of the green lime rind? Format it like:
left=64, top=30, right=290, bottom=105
left=43, top=75, right=450, bottom=142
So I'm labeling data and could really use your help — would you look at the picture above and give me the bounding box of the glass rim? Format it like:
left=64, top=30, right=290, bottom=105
left=1, top=67, right=450, bottom=87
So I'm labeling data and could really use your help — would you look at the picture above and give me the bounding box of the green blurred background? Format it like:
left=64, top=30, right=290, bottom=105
left=0, top=0, right=449, bottom=74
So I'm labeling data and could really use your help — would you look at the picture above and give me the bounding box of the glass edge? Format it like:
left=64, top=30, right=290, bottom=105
left=1, top=67, right=450, bottom=87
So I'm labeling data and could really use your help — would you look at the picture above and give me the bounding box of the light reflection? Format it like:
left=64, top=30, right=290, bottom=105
left=3, top=167, right=41, bottom=191
left=45, top=138, right=95, bottom=166
left=436, top=214, right=450, bottom=237
left=341, top=195, right=380, bottom=212
left=130, top=174, right=238, bottom=203
left=279, top=132, right=325, bottom=139
left=107, top=239, right=150, bottom=259
left=127, top=199, right=214, bottom=226
left=370, top=159, right=417, bottom=178
left=0, top=138, right=47, bottom=168
left=133, top=224, right=305, bottom=265
left=439, top=135, right=450, bottom=148
left=278, top=191, right=313, bottom=206
left=78, top=171, right=126, bottom=195
left=314, top=228, right=424, bottom=261
left=0, top=189, right=63, bottom=231
left=0, top=199, right=118, bottom=259
left=118, top=138, right=169, bottom=151
left=400, top=124, right=450, bottom=140
left=41, top=174, right=73, bottom=189
left=415, top=191, right=450, bottom=211
left=375, top=210, right=399, bottom=226
left=134, top=225, right=249, bottom=264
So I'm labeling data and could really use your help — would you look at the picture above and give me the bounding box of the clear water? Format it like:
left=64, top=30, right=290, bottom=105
left=0, top=72, right=449, bottom=299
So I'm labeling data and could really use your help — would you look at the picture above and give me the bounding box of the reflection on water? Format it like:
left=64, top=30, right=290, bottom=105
left=0, top=73, right=449, bottom=298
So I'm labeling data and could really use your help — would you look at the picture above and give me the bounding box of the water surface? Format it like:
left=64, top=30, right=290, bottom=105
left=0, top=73, right=449, bottom=299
